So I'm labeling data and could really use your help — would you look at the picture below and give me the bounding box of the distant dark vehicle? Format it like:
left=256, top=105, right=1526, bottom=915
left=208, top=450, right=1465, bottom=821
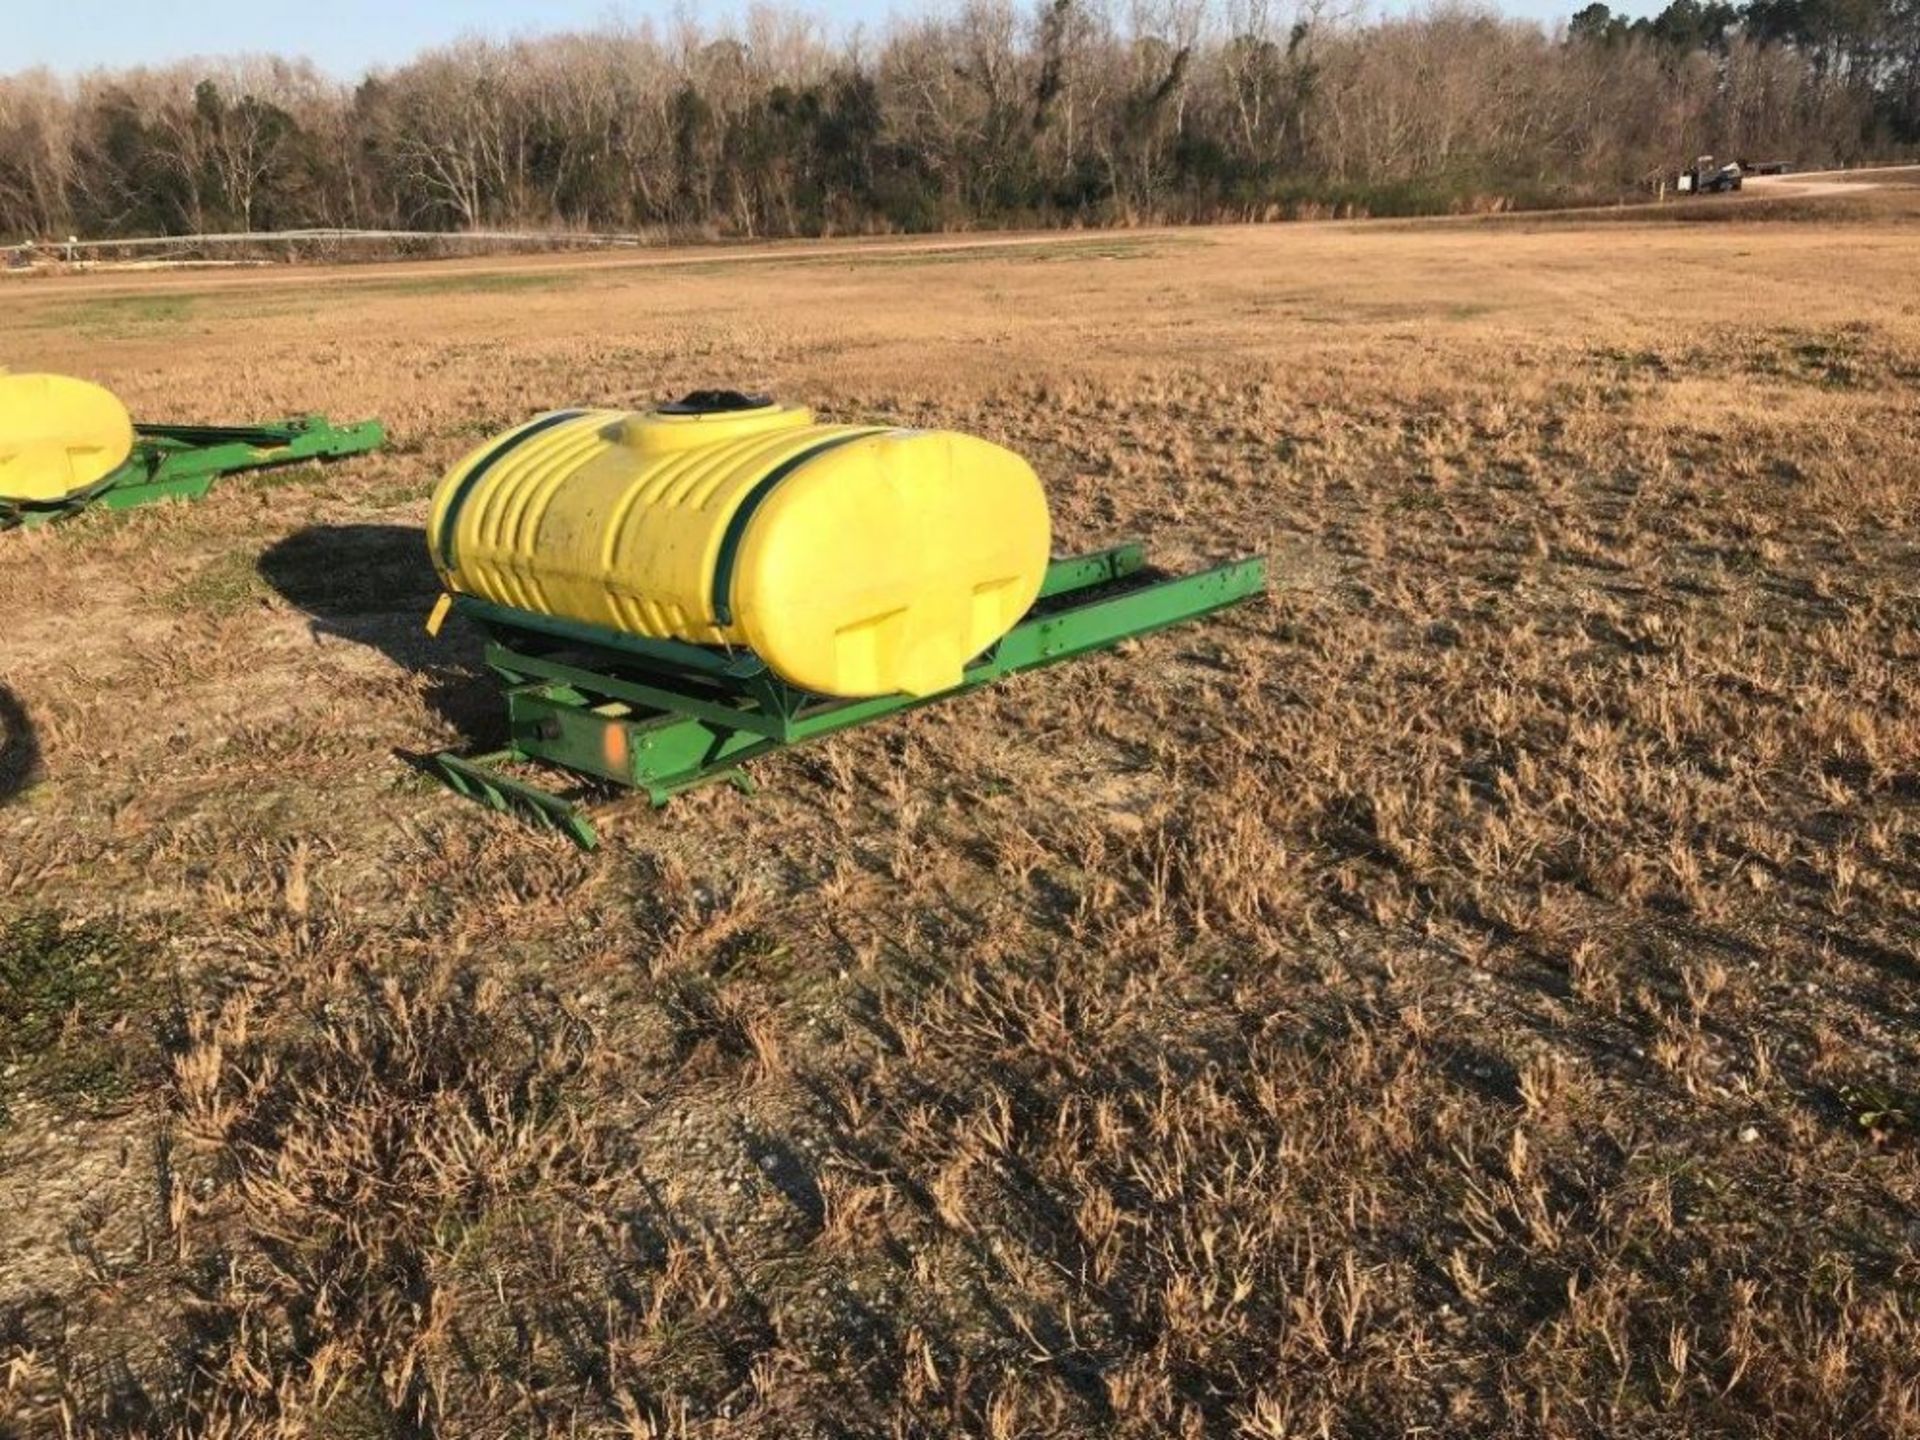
left=1742, top=160, right=1794, bottom=176
left=1678, top=155, right=1743, bottom=194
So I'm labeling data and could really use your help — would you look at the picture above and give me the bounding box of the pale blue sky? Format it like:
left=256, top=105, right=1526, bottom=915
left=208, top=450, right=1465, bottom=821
left=10, top=0, right=1625, bottom=79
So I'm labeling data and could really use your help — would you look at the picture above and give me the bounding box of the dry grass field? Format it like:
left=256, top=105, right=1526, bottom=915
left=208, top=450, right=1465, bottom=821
left=2, top=190, right=1919, bottom=1438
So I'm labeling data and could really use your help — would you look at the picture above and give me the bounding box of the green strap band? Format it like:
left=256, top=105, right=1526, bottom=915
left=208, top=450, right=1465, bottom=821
left=708, top=429, right=885, bottom=626
left=435, top=410, right=586, bottom=575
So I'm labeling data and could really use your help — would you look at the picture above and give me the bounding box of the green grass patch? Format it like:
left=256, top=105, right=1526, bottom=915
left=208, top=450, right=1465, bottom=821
left=0, top=911, right=155, bottom=1121
left=161, top=548, right=268, bottom=615
left=192, top=268, right=578, bottom=323
left=31, top=293, right=199, bottom=336
left=1840, top=1082, right=1915, bottom=1148
left=1016, top=236, right=1184, bottom=263
left=350, top=270, right=580, bottom=299
left=31, top=269, right=575, bottom=334
left=1738, top=326, right=1884, bottom=389
left=669, top=234, right=1184, bottom=277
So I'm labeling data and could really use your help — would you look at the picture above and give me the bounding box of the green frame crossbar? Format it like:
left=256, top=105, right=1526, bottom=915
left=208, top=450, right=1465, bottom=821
left=1, top=415, right=385, bottom=531
left=427, top=542, right=1267, bottom=847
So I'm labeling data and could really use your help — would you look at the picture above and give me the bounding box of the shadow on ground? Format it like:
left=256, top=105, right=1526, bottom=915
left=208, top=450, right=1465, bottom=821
left=256, top=524, right=497, bottom=739
left=0, top=685, right=40, bottom=806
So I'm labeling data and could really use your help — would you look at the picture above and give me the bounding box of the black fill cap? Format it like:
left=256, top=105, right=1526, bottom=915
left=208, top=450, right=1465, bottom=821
left=658, top=389, right=774, bottom=415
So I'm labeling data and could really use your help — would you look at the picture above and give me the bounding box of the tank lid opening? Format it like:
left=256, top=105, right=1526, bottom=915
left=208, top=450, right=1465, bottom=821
left=657, top=389, right=774, bottom=416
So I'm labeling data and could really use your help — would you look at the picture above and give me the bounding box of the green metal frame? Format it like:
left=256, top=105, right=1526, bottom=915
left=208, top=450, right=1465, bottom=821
left=1, top=415, right=385, bottom=531
left=427, top=542, right=1267, bottom=847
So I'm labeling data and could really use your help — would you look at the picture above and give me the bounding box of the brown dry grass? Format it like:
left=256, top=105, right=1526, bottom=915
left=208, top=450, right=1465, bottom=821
left=2, top=198, right=1919, bottom=1438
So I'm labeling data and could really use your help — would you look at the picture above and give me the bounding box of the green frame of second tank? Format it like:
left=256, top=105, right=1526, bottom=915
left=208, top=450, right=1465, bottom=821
left=427, top=542, right=1268, bottom=848
left=1, top=415, right=385, bottom=531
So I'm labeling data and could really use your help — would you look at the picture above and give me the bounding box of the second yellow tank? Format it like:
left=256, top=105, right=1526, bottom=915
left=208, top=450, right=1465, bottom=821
left=428, top=392, right=1051, bottom=699
left=0, top=372, right=136, bottom=506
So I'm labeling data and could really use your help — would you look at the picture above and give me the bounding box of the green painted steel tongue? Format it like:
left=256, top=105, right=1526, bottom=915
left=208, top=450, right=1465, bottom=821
left=1, top=414, right=386, bottom=532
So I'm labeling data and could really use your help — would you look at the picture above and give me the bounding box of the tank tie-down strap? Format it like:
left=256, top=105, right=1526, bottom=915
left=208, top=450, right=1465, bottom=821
left=707, top=428, right=886, bottom=626
left=434, top=409, right=586, bottom=576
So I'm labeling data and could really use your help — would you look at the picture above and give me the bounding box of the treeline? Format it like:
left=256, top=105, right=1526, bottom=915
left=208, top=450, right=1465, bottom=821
left=1, top=0, right=1915, bottom=242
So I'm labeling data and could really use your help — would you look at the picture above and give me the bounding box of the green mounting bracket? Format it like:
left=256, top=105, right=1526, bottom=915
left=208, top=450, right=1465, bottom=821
left=1, top=414, right=386, bottom=531
left=426, top=542, right=1267, bottom=848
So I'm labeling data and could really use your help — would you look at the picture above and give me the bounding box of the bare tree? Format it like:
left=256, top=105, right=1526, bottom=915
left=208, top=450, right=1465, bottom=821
left=0, top=70, right=76, bottom=239
left=2, top=0, right=1910, bottom=244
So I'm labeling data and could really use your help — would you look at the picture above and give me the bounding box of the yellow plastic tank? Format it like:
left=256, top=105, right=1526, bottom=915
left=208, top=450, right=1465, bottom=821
left=0, top=372, right=136, bottom=505
left=428, top=392, right=1052, bottom=699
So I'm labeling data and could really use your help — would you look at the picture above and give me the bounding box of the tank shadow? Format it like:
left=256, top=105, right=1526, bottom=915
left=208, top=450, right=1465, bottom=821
left=0, top=684, right=41, bottom=806
left=256, top=524, right=499, bottom=741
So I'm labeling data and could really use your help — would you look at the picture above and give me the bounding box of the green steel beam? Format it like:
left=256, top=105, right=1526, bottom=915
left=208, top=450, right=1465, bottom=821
left=487, top=644, right=796, bottom=741
left=1035, top=542, right=1147, bottom=599
left=459, top=595, right=768, bottom=679
left=429, top=546, right=1267, bottom=845
left=989, top=556, right=1263, bottom=672
left=430, top=750, right=600, bottom=849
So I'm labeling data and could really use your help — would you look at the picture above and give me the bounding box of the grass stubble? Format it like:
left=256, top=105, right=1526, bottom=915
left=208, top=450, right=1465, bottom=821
left=0, top=197, right=1918, bottom=1437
